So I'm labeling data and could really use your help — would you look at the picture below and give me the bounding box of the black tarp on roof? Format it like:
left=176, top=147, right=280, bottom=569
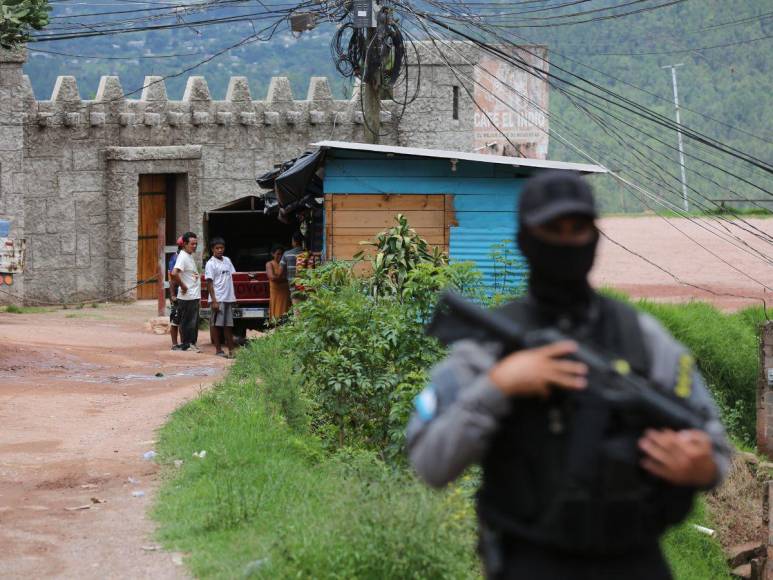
left=274, top=149, right=325, bottom=207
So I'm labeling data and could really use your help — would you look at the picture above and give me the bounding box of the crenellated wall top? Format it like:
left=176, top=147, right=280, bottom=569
left=24, top=74, right=394, bottom=128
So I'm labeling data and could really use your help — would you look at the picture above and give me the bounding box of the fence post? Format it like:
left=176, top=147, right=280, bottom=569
left=157, top=218, right=166, bottom=316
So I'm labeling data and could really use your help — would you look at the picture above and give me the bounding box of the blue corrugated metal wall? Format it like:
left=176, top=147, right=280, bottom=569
left=324, top=150, right=528, bottom=292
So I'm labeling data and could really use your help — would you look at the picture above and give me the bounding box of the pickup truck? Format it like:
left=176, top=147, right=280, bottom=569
left=200, top=271, right=270, bottom=339
left=196, top=194, right=309, bottom=338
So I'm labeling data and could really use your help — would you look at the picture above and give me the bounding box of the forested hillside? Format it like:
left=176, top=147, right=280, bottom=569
left=23, top=0, right=772, bottom=212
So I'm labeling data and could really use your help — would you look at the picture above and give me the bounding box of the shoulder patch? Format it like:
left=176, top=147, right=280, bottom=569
left=674, top=353, right=694, bottom=398
left=414, top=386, right=438, bottom=421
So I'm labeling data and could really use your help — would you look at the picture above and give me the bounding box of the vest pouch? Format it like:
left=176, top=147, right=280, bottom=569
left=539, top=491, right=649, bottom=555
left=479, top=399, right=569, bottom=525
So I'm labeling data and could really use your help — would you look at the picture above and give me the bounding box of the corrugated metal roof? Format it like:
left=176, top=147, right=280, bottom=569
left=312, top=141, right=607, bottom=175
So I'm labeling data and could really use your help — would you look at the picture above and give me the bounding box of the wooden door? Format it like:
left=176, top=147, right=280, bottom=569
left=137, top=175, right=167, bottom=299
left=324, top=194, right=453, bottom=260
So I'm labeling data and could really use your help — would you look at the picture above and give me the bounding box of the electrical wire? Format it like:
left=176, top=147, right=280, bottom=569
left=401, top=25, right=773, bottom=295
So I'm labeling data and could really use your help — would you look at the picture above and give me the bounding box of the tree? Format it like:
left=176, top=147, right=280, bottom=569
left=1, top=0, right=50, bottom=49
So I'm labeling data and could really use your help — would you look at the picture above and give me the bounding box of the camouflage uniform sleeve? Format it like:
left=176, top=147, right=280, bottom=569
left=406, top=340, right=511, bottom=488
left=638, top=312, right=733, bottom=488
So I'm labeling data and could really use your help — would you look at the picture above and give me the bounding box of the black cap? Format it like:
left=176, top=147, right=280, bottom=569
left=519, top=171, right=597, bottom=227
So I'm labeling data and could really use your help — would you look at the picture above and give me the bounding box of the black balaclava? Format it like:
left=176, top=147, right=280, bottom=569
left=518, top=226, right=598, bottom=314
left=516, top=171, right=599, bottom=316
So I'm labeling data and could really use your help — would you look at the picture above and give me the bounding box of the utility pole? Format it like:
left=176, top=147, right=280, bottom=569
left=362, top=26, right=381, bottom=144
left=661, top=63, right=689, bottom=212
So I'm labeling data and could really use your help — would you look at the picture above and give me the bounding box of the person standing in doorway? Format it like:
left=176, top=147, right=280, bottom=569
left=168, top=236, right=183, bottom=349
left=205, top=237, right=236, bottom=358
left=171, top=232, right=201, bottom=352
left=266, top=246, right=290, bottom=321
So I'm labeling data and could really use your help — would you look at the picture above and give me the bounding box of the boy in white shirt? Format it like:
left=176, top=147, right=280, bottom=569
left=204, top=237, right=236, bottom=358
left=171, top=232, right=201, bottom=352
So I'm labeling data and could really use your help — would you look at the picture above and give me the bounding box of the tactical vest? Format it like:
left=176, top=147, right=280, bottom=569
left=477, top=295, right=695, bottom=555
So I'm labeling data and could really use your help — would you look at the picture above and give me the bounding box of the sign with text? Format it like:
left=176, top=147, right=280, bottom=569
left=473, top=47, right=549, bottom=159
left=0, top=238, right=26, bottom=273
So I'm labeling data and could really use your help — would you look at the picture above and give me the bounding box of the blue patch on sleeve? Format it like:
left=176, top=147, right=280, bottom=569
left=414, top=386, right=438, bottom=421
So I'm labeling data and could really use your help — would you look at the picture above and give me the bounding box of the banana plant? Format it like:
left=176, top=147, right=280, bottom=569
left=355, top=214, right=447, bottom=299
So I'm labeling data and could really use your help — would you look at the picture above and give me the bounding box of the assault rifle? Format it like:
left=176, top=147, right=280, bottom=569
left=426, top=291, right=708, bottom=430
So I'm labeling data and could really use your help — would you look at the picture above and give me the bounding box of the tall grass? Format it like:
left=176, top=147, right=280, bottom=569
left=154, top=328, right=731, bottom=579
left=153, top=334, right=478, bottom=579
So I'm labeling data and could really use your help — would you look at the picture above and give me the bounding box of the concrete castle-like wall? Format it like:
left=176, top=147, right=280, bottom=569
left=0, top=43, right=546, bottom=304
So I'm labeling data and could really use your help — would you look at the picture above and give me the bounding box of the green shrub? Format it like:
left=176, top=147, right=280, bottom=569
left=154, top=337, right=479, bottom=579
left=290, top=277, right=444, bottom=456
left=289, top=223, right=483, bottom=458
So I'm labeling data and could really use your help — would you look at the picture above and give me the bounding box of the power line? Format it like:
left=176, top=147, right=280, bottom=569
left=408, top=6, right=773, bottom=175
left=402, top=23, right=773, bottom=293
left=575, top=33, right=773, bottom=56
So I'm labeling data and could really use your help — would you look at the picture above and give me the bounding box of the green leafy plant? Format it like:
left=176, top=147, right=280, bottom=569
left=355, top=213, right=447, bottom=298
left=0, top=0, right=50, bottom=49
left=488, top=239, right=527, bottom=306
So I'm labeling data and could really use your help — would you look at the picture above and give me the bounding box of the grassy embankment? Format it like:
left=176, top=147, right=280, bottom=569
left=154, top=298, right=763, bottom=578
left=154, top=332, right=478, bottom=578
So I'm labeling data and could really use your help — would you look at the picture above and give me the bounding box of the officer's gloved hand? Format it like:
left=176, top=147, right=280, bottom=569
left=638, top=428, right=718, bottom=488
left=488, top=340, right=589, bottom=398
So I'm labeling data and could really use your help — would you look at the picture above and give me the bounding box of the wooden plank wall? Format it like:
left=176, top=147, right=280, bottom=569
left=325, top=194, right=451, bottom=260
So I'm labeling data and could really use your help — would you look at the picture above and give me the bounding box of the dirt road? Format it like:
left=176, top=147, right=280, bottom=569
left=0, top=302, right=229, bottom=579
left=593, top=217, right=773, bottom=310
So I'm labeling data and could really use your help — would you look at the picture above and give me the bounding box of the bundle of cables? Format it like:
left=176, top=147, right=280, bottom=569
left=330, top=4, right=405, bottom=88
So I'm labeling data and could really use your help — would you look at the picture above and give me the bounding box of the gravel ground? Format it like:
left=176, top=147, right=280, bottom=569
left=0, top=302, right=229, bottom=579
left=592, top=216, right=773, bottom=310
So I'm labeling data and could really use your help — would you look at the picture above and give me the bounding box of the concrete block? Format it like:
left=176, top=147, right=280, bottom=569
left=216, top=111, right=232, bottom=126
left=167, top=111, right=185, bottom=126
left=264, top=111, right=279, bottom=125
left=192, top=111, right=210, bottom=125
left=71, top=145, right=101, bottom=171
left=184, top=76, right=212, bottom=101
left=286, top=111, right=302, bottom=125
left=226, top=77, right=251, bottom=102
left=89, top=112, right=106, bottom=126
left=309, top=110, right=327, bottom=125
left=0, top=125, right=22, bottom=150
left=96, top=76, right=124, bottom=102
left=47, top=196, right=75, bottom=224
left=51, top=76, right=80, bottom=102
left=64, top=112, right=80, bottom=127
left=59, top=171, right=103, bottom=193
left=239, top=112, right=257, bottom=125
left=37, top=112, right=54, bottom=127
left=119, top=113, right=135, bottom=126
left=307, top=77, right=333, bottom=101
left=223, top=150, right=254, bottom=179
left=89, top=226, right=108, bottom=258
left=143, top=112, right=162, bottom=127
left=21, top=158, right=59, bottom=196
left=141, top=76, right=167, bottom=101
left=60, top=231, right=76, bottom=255
left=266, top=77, right=293, bottom=103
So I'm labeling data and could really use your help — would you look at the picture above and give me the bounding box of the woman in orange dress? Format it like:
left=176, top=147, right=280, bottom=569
left=266, top=246, right=290, bottom=320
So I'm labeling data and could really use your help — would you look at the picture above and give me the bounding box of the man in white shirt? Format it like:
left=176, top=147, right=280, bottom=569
left=171, top=231, right=201, bottom=352
left=204, top=237, right=236, bottom=358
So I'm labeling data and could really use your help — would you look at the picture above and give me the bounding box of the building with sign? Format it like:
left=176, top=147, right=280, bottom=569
left=0, top=42, right=550, bottom=305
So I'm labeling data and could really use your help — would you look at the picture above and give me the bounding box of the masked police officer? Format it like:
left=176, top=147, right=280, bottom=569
left=407, top=171, right=731, bottom=580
